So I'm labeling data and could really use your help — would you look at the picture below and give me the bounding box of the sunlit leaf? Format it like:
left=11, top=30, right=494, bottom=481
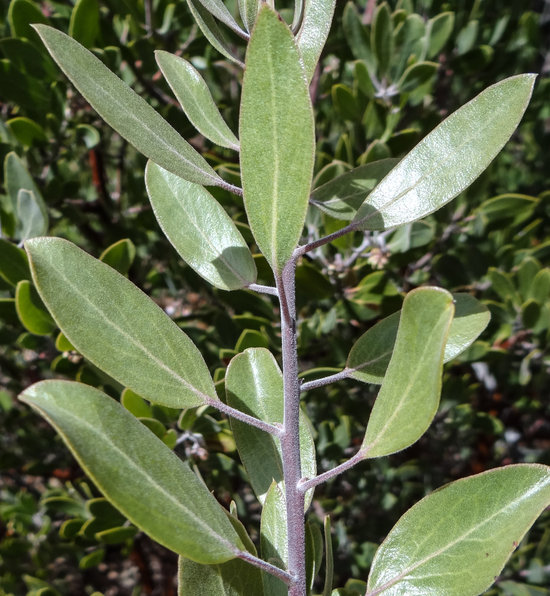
left=367, top=465, right=550, bottom=596
left=19, top=381, right=243, bottom=563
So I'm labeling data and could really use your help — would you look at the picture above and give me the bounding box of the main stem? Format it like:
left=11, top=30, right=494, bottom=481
left=277, top=258, right=306, bottom=596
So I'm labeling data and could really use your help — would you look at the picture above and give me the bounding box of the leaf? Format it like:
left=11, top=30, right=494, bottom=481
left=238, top=0, right=260, bottom=32
left=19, top=380, right=243, bottom=563
left=145, top=162, right=256, bottom=290
left=8, top=0, right=49, bottom=42
left=0, top=238, right=31, bottom=286
left=296, top=0, right=337, bottom=82
left=261, top=482, right=288, bottom=596
left=7, top=117, right=48, bottom=146
left=361, top=287, right=454, bottom=457
left=426, top=11, right=454, bottom=58
left=15, top=280, right=56, bottom=336
left=194, top=0, right=247, bottom=37
left=188, top=0, right=244, bottom=67
left=25, top=237, right=217, bottom=409
left=33, top=25, right=225, bottom=188
left=69, top=0, right=100, bottom=48
left=155, top=52, right=239, bottom=150
left=305, top=520, right=323, bottom=594
left=371, top=2, right=393, bottom=78
left=366, top=464, right=550, bottom=596
left=225, top=348, right=316, bottom=506
left=348, top=293, right=490, bottom=384
left=353, top=75, right=537, bottom=231
left=240, top=5, right=315, bottom=272
left=310, top=159, right=399, bottom=220
left=397, top=61, right=438, bottom=93
left=16, top=190, right=48, bottom=240
left=99, top=239, right=136, bottom=276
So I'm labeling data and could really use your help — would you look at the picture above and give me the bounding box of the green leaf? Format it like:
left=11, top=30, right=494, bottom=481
left=261, top=482, right=288, bottom=596
left=528, top=269, right=550, bottom=303
left=155, top=52, right=239, bottom=150
left=8, top=0, right=49, bottom=41
left=353, top=75, right=536, bottom=231
left=99, top=239, right=136, bottom=276
left=310, top=160, right=399, bottom=220
left=426, top=11, right=454, bottom=58
left=397, top=61, right=438, bottom=93
left=7, top=117, right=48, bottom=146
left=361, top=287, right=454, bottom=457
left=33, top=25, right=225, bottom=188
left=15, top=280, right=56, bottom=336
left=25, top=237, right=217, bottom=409
left=19, top=380, right=244, bottom=563
left=366, top=464, right=550, bottom=596
left=68, top=0, right=100, bottom=48
left=323, top=516, right=334, bottom=596
left=225, top=348, right=316, bottom=505
left=193, top=0, right=247, bottom=38
left=371, top=3, right=393, bottom=78
left=296, top=0, right=337, bottom=82
left=0, top=238, right=31, bottom=286
left=188, top=0, right=244, bottom=67
left=145, top=161, right=256, bottom=290
left=238, top=0, right=260, bottom=31
left=305, top=520, right=323, bottom=594
left=16, top=189, right=48, bottom=240
left=240, top=5, right=315, bottom=272
left=348, top=293, right=489, bottom=384
left=95, top=526, right=137, bottom=544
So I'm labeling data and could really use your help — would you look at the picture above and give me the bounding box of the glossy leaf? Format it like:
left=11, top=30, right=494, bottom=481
left=17, top=189, right=48, bottom=240
left=99, top=239, right=136, bottom=276
left=226, top=348, right=316, bottom=505
left=240, top=5, right=315, bottom=272
left=194, top=0, right=247, bottom=37
left=353, top=75, right=536, bottom=230
left=362, top=287, right=454, bottom=457
left=367, top=464, right=550, bottom=596
left=25, top=237, right=217, bottom=408
left=310, top=159, right=399, bottom=220
left=15, top=280, right=56, bottom=336
left=238, top=0, right=260, bottom=31
left=156, top=52, right=240, bottom=150
left=261, top=482, right=288, bottom=596
left=19, top=381, right=243, bottom=563
left=145, top=161, right=256, bottom=290
left=188, top=0, right=244, bottom=67
left=296, top=0, right=337, bottom=82
left=348, top=293, right=490, bottom=384
left=33, top=25, right=224, bottom=188
left=0, top=238, right=31, bottom=286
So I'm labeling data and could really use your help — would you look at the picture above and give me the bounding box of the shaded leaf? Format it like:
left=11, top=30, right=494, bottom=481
left=69, top=0, right=100, bottom=48
left=240, top=5, right=315, bottom=272
left=371, top=3, right=393, bottom=78
left=353, top=75, right=536, bottom=230
left=19, top=381, right=243, bottom=563
left=398, top=61, right=438, bottom=93
left=34, top=25, right=225, bottom=188
left=367, top=465, right=550, bottom=596
left=26, top=237, right=217, bottom=409
left=238, top=0, right=260, bottom=32
left=16, top=189, right=48, bottom=240
left=156, top=52, right=239, bottom=150
left=261, top=482, right=288, bottom=596
left=426, top=11, right=454, bottom=58
left=145, top=162, right=256, bottom=290
left=0, top=238, right=31, bottom=286
left=99, top=239, right=136, bottom=276
left=193, top=0, right=247, bottom=38
left=362, top=287, right=454, bottom=457
left=15, top=280, right=56, bottom=336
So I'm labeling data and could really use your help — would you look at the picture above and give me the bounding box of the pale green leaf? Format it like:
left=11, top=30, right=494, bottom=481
left=225, top=348, right=316, bottom=505
left=362, top=287, right=454, bottom=457
left=16, top=189, right=48, bottom=240
left=240, top=5, right=315, bottom=272
left=33, top=25, right=225, bottom=188
left=310, top=159, right=399, bottom=220
left=238, top=0, right=260, bottom=31
left=25, top=237, right=217, bottom=408
left=188, top=0, right=244, bottom=67
left=296, top=0, right=336, bottom=82
left=19, top=380, right=243, bottom=563
left=145, top=161, right=256, bottom=290
left=353, top=75, right=536, bottom=230
left=348, top=293, right=490, bottom=384
left=156, top=51, right=239, bottom=150
left=367, top=464, right=550, bottom=596
left=261, top=482, right=288, bottom=596
left=426, top=11, right=454, bottom=58
left=371, top=3, right=393, bottom=78
left=193, top=0, right=247, bottom=37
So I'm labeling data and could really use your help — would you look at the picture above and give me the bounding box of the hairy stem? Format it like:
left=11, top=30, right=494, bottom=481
left=298, top=450, right=366, bottom=493
left=277, top=259, right=307, bottom=595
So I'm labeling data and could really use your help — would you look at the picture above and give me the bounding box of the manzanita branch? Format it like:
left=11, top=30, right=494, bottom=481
left=295, top=220, right=361, bottom=257
left=205, top=397, right=282, bottom=436
left=298, top=450, right=366, bottom=493
left=237, top=549, right=294, bottom=585
left=247, top=282, right=279, bottom=296
left=300, top=369, right=352, bottom=392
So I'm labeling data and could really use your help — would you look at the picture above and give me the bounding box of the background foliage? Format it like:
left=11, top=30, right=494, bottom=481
left=0, top=0, right=549, bottom=594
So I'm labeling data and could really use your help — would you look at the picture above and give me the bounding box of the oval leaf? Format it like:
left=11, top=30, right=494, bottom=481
left=0, top=238, right=31, bottom=286
left=33, top=25, right=225, bottom=188
left=225, top=348, right=316, bottom=506
left=371, top=2, right=393, bottom=78
left=348, top=293, right=490, bottom=384
left=240, top=5, right=315, bottom=272
left=145, top=161, right=256, bottom=290
left=99, top=238, right=136, bottom=276
left=367, top=464, right=550, bottom=596
left=362, top=287, right=454, bottom=457
left=155, top=52, right=239, bottom=150
left=353, top=74, right=536, bottom=230
left=25, top=237, right=217, bottom=408
left=19, top=380, right=243, bottom=563
left=296, top=0, right=337, bottom=82
left=15, top=279, right=56, bottom=336
left=17, top=189, right=48, bottom=240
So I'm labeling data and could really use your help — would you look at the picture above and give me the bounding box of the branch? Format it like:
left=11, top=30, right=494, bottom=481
left=300, top=368, right=352, bottom=392
left=298, top=450, right=366, bottom=492
left=247, top=283, right=279, bottom=296
left=206, top=398, right=282, bottom=437
left=236, top=550, right=294, bottom=585
left=294, top=221, right=360, bottom=257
